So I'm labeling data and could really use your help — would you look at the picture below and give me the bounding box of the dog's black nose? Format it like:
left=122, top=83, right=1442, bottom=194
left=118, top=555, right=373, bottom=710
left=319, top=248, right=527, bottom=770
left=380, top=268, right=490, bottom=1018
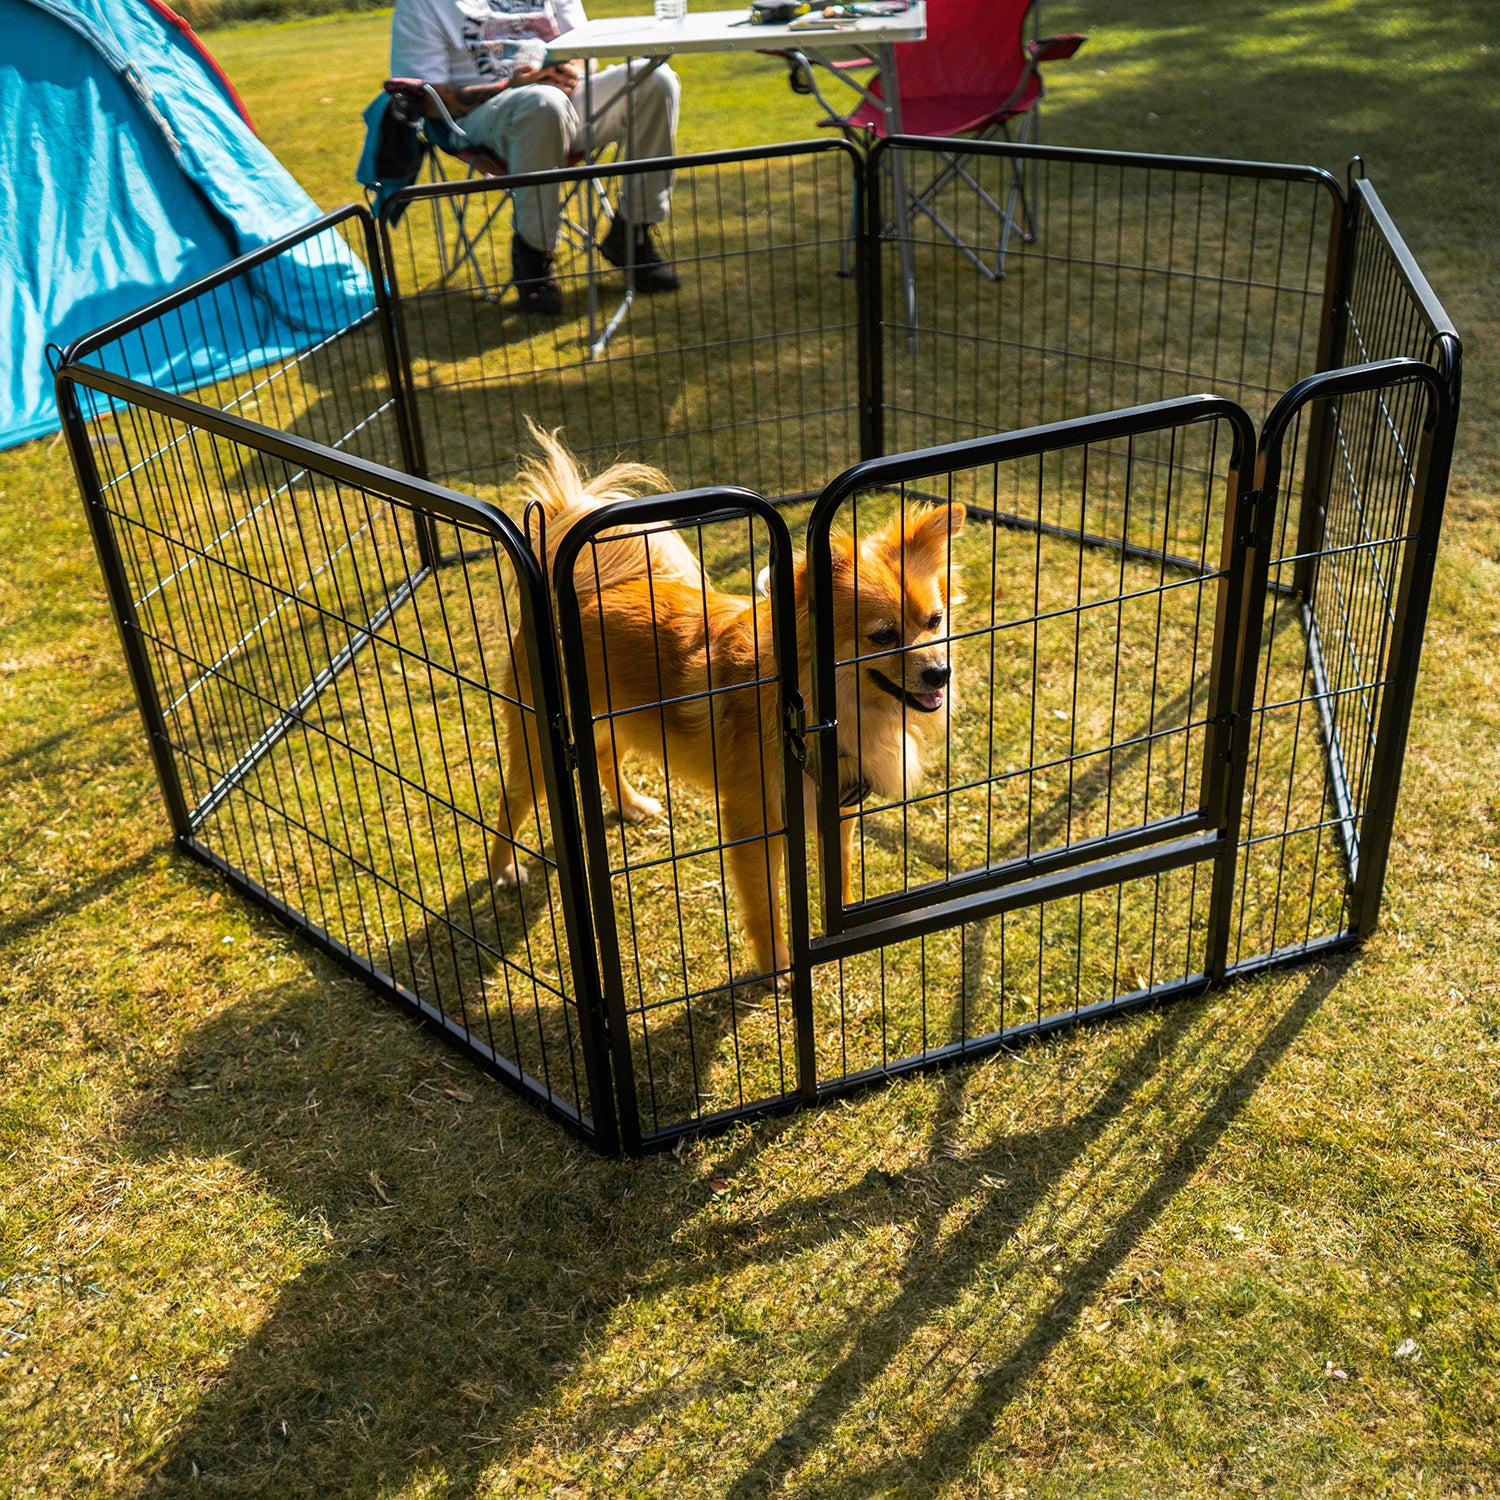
left=920, top=664, right=951, bottom=689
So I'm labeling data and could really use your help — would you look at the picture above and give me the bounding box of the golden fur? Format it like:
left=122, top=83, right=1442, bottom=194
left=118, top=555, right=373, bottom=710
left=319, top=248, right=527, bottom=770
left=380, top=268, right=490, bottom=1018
left=489, top=424, right=964, bottom=985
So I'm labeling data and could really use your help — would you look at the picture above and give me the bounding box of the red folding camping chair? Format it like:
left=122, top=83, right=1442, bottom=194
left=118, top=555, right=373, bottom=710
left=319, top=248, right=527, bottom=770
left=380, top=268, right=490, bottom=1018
left=785, top=0, right=1083, bottom=312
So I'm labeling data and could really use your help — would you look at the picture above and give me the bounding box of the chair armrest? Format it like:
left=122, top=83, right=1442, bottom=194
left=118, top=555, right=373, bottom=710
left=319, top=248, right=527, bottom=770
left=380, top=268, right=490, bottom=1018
left=384, top=77, right=429, bottom=110
left=760, top=48, right=875, bottom=69
left=988, top=31, right=1085, bottom=120
left=1027, top=33, right=1085, bottom=64
left=383, top=78, right=470, bottom=142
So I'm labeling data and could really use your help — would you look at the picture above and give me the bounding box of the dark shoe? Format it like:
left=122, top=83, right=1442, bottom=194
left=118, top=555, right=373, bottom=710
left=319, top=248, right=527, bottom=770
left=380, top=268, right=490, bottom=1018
left=510, top=234, right=562, bottom=315
left=599, top=216, right=680, bottom=293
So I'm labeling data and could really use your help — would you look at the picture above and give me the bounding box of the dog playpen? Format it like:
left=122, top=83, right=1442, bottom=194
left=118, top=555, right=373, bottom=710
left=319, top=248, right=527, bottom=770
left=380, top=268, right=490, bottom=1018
left=56, top=139, right=1460, bottom=1153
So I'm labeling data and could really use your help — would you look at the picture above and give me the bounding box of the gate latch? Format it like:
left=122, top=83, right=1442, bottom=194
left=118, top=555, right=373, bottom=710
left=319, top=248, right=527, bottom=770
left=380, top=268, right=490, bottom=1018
left=783, top=689, right=835, bottom=768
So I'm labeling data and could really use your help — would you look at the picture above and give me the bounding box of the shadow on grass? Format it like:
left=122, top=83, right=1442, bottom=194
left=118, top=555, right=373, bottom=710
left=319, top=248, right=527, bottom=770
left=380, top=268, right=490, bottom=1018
left=729, top=961, right=1345, bottom=1498
left=0, top=703, right=135, bottom=781
left=0, top=846, right=163, bottom=950
left=396, top=863, right=603, bottom=1119
left=125, top=914, right=1345, bottom=1495
left=1045, top=0, right=1500, bottom=200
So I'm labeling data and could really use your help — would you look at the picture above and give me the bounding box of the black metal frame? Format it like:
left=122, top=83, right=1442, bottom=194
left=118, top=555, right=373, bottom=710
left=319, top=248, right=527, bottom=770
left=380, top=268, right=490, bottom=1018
left=551, top=490, right=817, bottom=1146
left=55, top=139, right=1460, bottom=1153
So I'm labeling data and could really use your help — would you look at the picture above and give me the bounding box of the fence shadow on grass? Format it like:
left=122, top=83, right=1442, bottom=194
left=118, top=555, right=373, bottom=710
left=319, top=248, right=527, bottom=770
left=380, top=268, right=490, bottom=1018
left=125, top=900, right=1345, bottom=1495
left=722, top=961, right=1345, bottom=1498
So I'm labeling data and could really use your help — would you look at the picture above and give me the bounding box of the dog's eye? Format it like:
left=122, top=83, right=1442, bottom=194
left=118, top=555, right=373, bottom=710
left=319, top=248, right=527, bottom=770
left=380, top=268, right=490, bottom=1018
left=869, top=625, right=900, bottom=648
left=927, top=611, right=944, bottom=631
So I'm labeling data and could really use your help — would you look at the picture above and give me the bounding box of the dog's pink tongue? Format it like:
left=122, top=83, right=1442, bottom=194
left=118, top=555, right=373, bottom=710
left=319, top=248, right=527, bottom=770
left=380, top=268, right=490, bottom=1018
left=914, top=689, right=944, bottom=712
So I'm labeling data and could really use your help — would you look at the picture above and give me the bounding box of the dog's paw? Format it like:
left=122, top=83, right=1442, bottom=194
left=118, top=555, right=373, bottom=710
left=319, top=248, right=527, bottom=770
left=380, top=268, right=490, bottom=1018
left=620, top=793, right=663, bottom=824
left=493, top=861, right=530, bottom=888
left=731, top=955, right=792, bottom=1002
left=729, top=973, right=776, bottom=1007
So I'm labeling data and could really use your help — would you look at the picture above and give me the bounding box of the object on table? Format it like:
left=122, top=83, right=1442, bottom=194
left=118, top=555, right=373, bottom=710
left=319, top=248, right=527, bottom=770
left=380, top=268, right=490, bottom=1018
left=749, top=1, right=810, bottom=22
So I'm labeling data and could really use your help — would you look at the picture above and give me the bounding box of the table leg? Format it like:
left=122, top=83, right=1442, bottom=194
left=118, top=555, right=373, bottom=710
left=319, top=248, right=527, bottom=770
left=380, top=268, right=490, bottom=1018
left=583, top=65, right=599, bottom=347
left=876, top=42, right=918, bottom=348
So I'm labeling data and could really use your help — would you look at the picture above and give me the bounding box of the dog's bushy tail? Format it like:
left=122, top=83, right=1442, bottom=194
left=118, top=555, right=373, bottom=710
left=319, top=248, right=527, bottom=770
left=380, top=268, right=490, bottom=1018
left=519, top=418, right=703, bottom=595
left=519, top=419, right=671, bottom=521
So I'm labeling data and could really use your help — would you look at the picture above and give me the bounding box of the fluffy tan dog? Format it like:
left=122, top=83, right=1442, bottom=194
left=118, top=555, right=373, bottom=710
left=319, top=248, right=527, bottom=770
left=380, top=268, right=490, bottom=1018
left=489, top=425, right=964, bottom=985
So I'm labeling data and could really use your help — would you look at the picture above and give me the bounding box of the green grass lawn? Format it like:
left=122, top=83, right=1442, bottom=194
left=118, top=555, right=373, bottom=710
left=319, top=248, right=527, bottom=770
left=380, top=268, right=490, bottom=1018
left=4, top=1, right=1500, bottom=1495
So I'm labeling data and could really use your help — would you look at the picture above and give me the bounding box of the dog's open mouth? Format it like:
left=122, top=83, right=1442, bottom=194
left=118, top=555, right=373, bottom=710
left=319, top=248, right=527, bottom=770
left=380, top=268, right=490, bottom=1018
left=868, top=667, right=944, bottom=714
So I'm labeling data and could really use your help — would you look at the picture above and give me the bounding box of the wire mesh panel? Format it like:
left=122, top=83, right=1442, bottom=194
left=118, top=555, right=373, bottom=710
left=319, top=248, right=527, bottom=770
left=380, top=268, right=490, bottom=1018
left=60, top=207, right=409, bottom=471
left=873, top=141, right=1343, bottom=452
left=809, top=867, right=1211, bottom=1094
left=381, top=142, right=864, bottom=502
left=548, top=491, right=813, bottom=1149
left=1228, top=373, right=1418, bottom=966
left=804, top=400, right=1256, bottom=936
left=57, top=370, right=609, bottom=1142
left=1217, top=176, right=1462, bottom=969
left=1343, top=180, right=1462, bottom=378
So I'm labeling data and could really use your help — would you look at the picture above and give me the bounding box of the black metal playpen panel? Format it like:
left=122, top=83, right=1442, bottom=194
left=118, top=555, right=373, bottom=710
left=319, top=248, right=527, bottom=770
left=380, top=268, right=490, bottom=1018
left=56, top=140, right=1459, bottom=1152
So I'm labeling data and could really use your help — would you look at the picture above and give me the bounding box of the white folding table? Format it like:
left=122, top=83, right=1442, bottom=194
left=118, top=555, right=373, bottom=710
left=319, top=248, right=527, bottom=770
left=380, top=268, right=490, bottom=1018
left=547, top=4, right=926, bottom=73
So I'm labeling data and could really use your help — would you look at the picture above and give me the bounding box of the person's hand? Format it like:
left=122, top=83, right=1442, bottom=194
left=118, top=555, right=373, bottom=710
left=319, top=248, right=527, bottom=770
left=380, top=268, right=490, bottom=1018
left=507, top=64, right=546, bottom=89
left=534, top=59, right=583, bottom=95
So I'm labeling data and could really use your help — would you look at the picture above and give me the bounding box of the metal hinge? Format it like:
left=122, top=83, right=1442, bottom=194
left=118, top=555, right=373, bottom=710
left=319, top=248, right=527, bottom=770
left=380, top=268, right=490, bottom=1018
left=1235, top=487, right=1265, bottom=549
left=1212, top=711, right=1238, bottom=763
left=783, top=692, right=810, bottom=766
left=552, top=711, right=577, bottom=771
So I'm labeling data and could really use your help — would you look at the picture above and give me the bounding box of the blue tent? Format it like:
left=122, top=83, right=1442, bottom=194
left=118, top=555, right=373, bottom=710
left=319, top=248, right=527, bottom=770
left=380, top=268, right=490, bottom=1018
left=1, top=0, right=370, bottom=449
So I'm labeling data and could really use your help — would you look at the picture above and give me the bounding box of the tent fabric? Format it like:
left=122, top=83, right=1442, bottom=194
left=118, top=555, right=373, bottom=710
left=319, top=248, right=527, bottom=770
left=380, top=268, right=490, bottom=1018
left=2, top=0, right=371, bottom=449
left=136, top=0, right=258, bottom=129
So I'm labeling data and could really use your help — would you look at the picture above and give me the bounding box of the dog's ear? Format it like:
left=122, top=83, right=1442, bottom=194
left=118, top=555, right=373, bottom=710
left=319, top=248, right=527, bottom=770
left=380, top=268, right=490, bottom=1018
left=901, top=503, right=965, bottom=566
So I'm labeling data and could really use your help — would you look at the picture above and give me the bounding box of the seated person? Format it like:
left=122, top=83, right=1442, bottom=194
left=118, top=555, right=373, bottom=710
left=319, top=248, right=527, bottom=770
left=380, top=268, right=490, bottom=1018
left=391, top=0, right=680, bottom=313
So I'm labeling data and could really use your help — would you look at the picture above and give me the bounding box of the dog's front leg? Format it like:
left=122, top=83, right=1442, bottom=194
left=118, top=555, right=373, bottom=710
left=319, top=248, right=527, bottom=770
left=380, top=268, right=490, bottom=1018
left=800, top=774, right=857, bottom=915
left=489, top=693, right=543, bottom=887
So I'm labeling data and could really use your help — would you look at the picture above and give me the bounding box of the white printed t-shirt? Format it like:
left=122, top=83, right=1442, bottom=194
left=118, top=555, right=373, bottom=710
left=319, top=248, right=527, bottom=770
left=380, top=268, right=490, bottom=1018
left=391, top=0, right=589, bottom=88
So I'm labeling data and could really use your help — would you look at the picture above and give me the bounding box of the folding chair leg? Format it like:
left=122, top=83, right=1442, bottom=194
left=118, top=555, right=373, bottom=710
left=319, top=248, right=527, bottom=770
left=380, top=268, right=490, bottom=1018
left=560, top=160, right=634, bottom=360
left=588, top=287, right=634, bottom=360
left=900, top=112, right=1042, bottom=288
left=447, top=191, right=510, bottom=298
left=994, top=145, right=1036, bottom=278
left=421, top=149, right=510, bottom=299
